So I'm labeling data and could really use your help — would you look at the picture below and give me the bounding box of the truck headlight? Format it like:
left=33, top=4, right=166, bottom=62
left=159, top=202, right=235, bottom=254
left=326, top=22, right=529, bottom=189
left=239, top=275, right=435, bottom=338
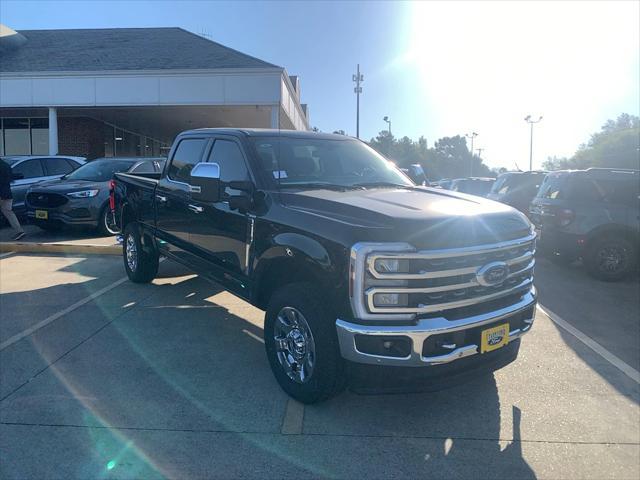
left=67, top=189, right=99, bottom=198
left=374, top=258, right=409, bottom=274
left=373, top=293, right=409, bottom=307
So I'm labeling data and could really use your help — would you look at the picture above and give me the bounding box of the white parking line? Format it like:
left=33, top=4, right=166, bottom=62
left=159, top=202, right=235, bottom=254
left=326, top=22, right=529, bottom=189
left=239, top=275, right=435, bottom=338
left=0, top=276, right=129, bottom=352
left=538, top=304, right=640, bottom=384
left=0, top=251, right=15, bottom=259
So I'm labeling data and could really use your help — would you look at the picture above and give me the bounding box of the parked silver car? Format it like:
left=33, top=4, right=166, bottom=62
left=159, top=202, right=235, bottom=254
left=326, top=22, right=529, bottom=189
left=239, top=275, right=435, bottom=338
left=2, top=155, right=86, bottom=216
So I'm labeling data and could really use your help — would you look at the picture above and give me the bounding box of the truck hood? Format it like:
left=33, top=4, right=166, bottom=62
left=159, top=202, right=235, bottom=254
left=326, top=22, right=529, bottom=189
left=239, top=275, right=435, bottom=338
left=279, top=187, right=532, bottom=249
left=28, top=178, right=105, bottom=194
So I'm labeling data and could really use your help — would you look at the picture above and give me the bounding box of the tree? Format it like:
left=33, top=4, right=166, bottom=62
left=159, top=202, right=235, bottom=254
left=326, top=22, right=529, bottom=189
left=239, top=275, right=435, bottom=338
left=543, top=114, right=640, bottom=171
left=367, top=132, right=493, bottom=180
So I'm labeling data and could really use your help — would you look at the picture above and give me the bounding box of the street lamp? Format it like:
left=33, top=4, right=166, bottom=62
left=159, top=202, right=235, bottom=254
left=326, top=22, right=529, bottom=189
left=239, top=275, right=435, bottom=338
left=383, top=116, right=391, bottom=135
left=524, top=115, right=543, bottom=171
left=352, top=64, right=364, bottom=138
left=465, top=132, right=478, bottom=176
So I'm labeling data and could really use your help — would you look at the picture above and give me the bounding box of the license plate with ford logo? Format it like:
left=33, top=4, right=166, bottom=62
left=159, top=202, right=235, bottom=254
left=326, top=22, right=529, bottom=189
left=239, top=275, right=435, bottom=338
left=35, top=210, right=48, bottom=220
left=481, top=323, right=509, bottom=353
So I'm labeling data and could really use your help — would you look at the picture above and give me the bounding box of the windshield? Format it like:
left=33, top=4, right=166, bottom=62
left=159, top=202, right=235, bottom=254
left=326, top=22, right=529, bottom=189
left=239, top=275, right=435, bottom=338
left=251, top=137, right=412, bottom=189
left=536, top=172, right=568, bottom=199
left=64, top=159, right=134, bottom=182
left=491, top=173, right=545, bottom=196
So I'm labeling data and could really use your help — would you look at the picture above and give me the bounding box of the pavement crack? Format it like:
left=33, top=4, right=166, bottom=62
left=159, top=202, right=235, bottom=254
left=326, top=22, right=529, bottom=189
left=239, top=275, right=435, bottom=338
left=1, top=421, right=638, bottom=446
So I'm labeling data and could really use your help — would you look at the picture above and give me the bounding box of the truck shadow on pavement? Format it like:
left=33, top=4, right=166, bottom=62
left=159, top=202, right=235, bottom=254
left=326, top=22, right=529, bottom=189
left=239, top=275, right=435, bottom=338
left=0, top=256, right=536, bottom=479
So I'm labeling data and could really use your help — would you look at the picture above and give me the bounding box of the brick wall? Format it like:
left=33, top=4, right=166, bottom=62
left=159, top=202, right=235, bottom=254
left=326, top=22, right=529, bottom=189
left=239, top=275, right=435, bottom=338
left=58, top=117, right=105, bottom=159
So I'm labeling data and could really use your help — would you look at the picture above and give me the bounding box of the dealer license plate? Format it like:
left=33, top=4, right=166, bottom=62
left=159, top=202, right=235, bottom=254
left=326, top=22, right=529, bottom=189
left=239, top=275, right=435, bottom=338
left=481, top=323, right=509, bottom=353
left=35, top=210, right=48, bottom=220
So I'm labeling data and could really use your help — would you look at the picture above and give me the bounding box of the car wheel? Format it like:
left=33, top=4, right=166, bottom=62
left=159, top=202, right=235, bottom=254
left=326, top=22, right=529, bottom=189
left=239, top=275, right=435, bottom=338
left=98, top=205, right=120, bottom=236
left=585, top=236, right=636, bottom=281
left=264, top=282, right=345, bottom=404
left=123, top=222, right=159, bottom=283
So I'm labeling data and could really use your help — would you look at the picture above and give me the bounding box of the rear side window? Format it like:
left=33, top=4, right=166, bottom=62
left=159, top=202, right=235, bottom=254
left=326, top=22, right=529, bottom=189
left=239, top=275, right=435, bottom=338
left=44, top=157, right=75, bottom=175
left=570, top=176, right=640, bottom=205
left=131, top=161, right=156, bottom=174
left=168, top=138, right=207, bottom=183
left=12, top=159, right=44, bottom=179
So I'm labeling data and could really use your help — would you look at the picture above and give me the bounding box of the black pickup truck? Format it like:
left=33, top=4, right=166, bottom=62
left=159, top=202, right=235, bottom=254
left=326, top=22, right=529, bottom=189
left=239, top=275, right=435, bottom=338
left=114, top=128, right=537, bottom=403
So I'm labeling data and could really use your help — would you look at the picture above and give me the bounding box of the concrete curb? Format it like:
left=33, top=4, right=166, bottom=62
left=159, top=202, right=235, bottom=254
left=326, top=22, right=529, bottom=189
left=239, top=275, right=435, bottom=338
left=0, top=241, right=121, bottom=256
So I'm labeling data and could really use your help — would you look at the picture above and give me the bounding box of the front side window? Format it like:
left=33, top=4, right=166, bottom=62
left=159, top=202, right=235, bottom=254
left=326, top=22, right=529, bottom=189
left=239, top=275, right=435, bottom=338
left=168, top=138, right=207, bottom=183
left=537, top=173, right=567, bottom=200
left=131, top=161, right=156, bottom=174
left=251, top=137, right=411, bottom=189
left=208, top=139, right=250, bottom=196
left=12, top=159, right=44, bottom=179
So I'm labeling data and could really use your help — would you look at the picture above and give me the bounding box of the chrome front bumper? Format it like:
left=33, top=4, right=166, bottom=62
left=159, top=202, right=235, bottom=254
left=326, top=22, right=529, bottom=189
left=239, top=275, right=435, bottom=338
left=336, top=288, right=536, bottom=367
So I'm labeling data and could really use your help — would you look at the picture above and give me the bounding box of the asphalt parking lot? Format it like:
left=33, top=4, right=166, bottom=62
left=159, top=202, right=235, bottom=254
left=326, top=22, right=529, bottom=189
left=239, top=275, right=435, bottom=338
left=0, top=252, right=639, bottom=479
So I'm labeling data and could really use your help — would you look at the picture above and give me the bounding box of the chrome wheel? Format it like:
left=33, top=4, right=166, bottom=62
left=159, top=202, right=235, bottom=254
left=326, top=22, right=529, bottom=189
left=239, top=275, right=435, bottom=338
left=103, top=208, right=119, bottom=235
left=274, top=306, right=316, bottom=384
left=125, top=234, right=138, bottom=272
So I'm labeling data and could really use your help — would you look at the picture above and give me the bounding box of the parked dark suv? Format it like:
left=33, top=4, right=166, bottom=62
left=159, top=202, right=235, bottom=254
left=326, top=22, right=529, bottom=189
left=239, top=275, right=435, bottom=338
left=488, top=171, right=547, bottom=215
left=529, top=168, right=639, bottom=281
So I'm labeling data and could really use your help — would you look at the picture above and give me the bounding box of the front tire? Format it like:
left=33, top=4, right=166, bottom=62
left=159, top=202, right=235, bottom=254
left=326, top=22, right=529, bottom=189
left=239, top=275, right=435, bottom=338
left=98, top=204, right=120, bottom=236
left=264, top=282, right=345, bottom=404
left=585, top=236, right=636, bottom=281
left=123, top=222, right=159, bottom=283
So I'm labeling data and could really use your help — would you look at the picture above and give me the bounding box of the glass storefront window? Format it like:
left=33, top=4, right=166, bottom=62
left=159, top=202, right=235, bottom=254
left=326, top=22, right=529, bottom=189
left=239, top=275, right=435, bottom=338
left=103, top=124, right=114, bottom=157
left=30, top=118, right=49, bottom=155
left=3, top=118, right=30, bottom=155
left=0, top=120, right=4, bottom=156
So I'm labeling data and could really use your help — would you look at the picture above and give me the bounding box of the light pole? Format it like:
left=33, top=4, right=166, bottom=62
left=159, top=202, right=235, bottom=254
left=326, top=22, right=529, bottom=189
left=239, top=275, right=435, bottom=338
left=476, top=148, right=484, bottom=159
left=465, top=132, right=478, bottom=176
left=352, top=64, right=363, bottom=138
left=383, top=116, right=391, bottom=135
left=524, top=115, right=543, bottom=171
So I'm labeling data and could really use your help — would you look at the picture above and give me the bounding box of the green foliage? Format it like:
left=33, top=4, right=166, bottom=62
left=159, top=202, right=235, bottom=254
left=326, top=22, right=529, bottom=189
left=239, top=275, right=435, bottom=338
left=543, top=114, right=640, bottom=171
left=368, top=131, right=493, bottom=180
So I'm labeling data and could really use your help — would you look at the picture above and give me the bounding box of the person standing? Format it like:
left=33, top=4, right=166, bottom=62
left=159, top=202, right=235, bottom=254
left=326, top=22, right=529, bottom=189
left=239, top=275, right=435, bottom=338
left=0, top=158, right=26, bottom=240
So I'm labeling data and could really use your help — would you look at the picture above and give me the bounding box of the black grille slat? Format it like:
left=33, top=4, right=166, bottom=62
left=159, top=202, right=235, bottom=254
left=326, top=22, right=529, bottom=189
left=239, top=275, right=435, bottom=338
left=27, top=193, right=68, bottom=208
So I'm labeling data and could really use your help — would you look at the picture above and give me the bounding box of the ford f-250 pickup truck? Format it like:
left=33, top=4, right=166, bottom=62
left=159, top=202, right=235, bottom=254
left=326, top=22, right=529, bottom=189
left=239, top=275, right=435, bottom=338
left=114, top=128, right=537, bottom=403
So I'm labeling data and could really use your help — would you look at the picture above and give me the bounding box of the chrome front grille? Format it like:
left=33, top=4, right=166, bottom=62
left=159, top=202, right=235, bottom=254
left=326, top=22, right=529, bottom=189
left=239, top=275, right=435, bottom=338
left=350, top=233, right=536, bottom=321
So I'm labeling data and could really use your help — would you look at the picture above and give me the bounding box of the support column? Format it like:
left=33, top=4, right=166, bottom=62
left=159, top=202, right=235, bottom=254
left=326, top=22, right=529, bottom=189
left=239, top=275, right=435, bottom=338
left=270, top=105, right=280, bottom=129
left=48, top=107, right=58, bottom=155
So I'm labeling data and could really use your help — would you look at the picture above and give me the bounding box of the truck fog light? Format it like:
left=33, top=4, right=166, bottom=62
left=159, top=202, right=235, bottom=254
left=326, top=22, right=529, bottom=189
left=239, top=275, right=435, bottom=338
left=373, top=293, right=408, bottom=307
left=374, top=258, right=409, bottom=274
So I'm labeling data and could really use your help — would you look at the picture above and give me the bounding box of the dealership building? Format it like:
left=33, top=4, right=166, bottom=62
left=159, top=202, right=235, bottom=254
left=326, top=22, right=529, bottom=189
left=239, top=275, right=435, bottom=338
left=0, top=24, right=309, bottom=158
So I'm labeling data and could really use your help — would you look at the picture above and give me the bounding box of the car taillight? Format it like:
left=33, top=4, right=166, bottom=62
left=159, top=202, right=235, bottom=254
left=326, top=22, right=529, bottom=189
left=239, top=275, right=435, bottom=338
left=109, top=180, right=116, bottom=211
left=556, top=208, right=574, bottom=227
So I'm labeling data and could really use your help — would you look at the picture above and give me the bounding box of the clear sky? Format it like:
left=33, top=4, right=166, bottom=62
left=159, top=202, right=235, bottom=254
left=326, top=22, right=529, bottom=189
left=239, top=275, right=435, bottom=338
left=1, top=0, right=638, bottom=170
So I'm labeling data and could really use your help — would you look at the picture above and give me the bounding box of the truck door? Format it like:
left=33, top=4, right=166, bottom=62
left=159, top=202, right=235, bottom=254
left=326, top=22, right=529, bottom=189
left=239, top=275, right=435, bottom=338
left=188, top=136, right=252, bottom=297
left=155, top=137, right=208, bottom=259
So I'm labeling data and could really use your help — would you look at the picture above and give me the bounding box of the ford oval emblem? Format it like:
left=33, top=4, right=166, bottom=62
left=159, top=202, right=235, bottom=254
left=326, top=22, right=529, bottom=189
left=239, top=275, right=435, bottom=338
left=476, top=261, right=509, bottom=287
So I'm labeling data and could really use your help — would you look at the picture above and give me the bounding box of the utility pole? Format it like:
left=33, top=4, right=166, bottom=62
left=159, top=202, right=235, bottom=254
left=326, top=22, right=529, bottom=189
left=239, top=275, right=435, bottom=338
left=352, top=64, right=363, bottom=138
left=383, top=116, right=391, bottom=136
left=524, top=115, right=543, bottom=171
left=465, top=132, right=478, bottom=176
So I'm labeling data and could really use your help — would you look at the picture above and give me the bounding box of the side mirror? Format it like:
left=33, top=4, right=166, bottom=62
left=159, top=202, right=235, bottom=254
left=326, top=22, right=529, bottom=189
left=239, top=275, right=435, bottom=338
left=190, top=162, right=221, bottom=203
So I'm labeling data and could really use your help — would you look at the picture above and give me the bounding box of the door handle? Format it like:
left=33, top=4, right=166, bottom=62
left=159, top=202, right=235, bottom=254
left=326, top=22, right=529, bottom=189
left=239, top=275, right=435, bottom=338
left=188, top=204, right=204, bottom=213
left=155, top=194, right=167, bottom=203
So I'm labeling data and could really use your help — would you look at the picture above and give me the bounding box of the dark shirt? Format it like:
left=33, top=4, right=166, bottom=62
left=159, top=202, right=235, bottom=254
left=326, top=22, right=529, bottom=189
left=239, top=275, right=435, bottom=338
left=0, top=159, right=13, bottom=199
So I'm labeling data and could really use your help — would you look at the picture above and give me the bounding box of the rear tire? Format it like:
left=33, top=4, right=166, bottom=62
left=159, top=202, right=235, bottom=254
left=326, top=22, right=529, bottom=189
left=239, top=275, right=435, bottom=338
left=123, top=222, right=158, bottom=283
left=98, top=204, right=120, bottom=236
left=585, top=236, right=636, bottom=282
left=264, top=282, right=345, bottom=404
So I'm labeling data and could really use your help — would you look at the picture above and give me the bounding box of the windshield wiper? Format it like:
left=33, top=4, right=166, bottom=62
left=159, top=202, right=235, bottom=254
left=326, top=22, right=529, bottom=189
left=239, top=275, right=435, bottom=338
left=278, top=182, right=352, bottom=191
left=352, top=181, right=413, bottom=189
